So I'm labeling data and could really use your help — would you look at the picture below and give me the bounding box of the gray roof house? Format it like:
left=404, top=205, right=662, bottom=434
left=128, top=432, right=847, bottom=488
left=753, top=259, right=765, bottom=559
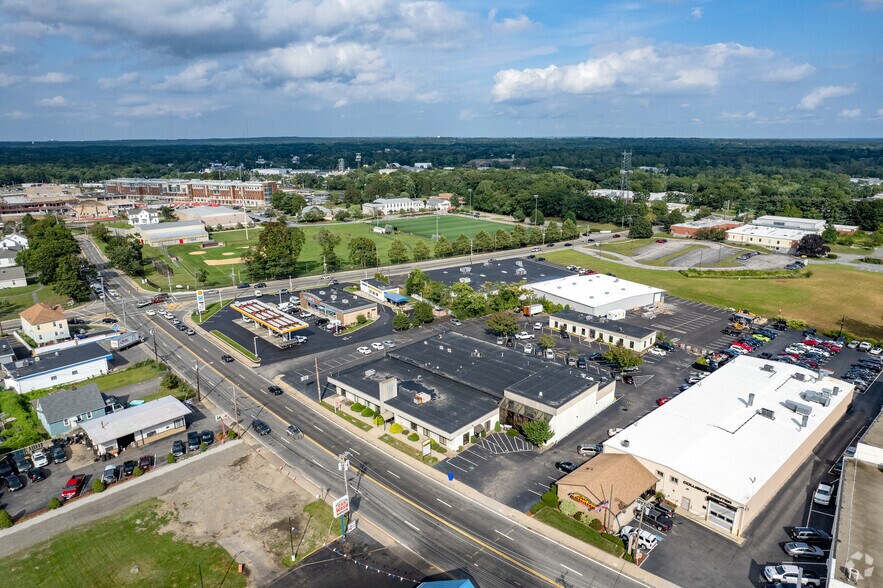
left=36, top=383, right=108, bottom=437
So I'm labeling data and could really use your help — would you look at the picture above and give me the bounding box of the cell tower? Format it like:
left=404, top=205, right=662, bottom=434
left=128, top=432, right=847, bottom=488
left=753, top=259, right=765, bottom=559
left=619, top=150, right=632, bottom=201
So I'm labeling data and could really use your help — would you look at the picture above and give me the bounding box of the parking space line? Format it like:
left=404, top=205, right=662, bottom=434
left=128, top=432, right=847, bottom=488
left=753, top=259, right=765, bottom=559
left=458, top=455, right=479, bottom=467
left=527, top=489, right=543, bottom=497
left=467, top=449, right=488, bottom=461
left=448, top=461, right=468, bottom=472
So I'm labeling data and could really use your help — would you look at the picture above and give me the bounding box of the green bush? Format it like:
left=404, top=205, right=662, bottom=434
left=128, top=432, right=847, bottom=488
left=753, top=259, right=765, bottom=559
left=0, top=509, right=12, bottom=528
left=199, top=442, right=207, bottom=452
left=529, top=502, right=545, bottom=515
left=494, top=422, right=501, bottom=432
left=589, top=518, right=603, bottom=530
left=162, top=371, right=182, bottom=390
left=361, top=407, right=375, bottom=418
left=48, top=497, right=62, bottom=510
left=542, top=491, right=559, bottom=507
left=350, top=402, right=364, bottom=412
left=372, top=415, right=384, bottom=426
left=860, top=257, right=882, bottom=264
left=132, top=466, right=144, bottom=477
left=678, top=268, right=810, bottom=279
left=470, top=434, right=478, bottom=444
left=506, top=428, right=519, bottom=437
left=400, top=429, right=410, bottom=436
left=826, top=253, right=838, bottom=259
left=226, top=429, right=238, bottom=439
left=356, top=314, right=368, bottom=325
left=166, top=453, right=177, bottom=464
left=92, top=479, right=106, bottom=493
left=407, top=433, right=419, bottom=442
left=389, top=423, right=403, bottom=434
left=559, top=500, right=577, bottom=516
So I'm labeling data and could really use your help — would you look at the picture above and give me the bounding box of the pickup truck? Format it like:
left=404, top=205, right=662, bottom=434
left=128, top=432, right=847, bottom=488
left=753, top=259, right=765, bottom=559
left=61, top=474, right=86, bottom=500
left=634, top=504, right=673, bottom=531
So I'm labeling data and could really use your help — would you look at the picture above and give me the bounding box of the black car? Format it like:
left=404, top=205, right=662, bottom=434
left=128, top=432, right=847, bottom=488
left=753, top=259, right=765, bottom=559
left=526, top=254, right=536, bottom=259
left=268, top=385, right=283, bottom=396
left=657, top=341, right=675, bottom=351
left=555, top=461, right=577, bottom=474
left=0, top=457, right=16, bottom=478
left=789, top=527, right=832, bottom=545
left=26, top=467, right=46, bottom=482
left=316, top=318, right=330, bottom=326
left=201, top=430, right=215, bottom=445
left=252, top=419, right=271, bottom=436
left=546, top=243, right=554, bottom=247
left=640, top=507, right=674, bottom=531
left=69, top=318, right=86, bottom=325
left=559, top=330, right=570, bottom=339
left=101, top=317, right=118, bottom=324
left=536, top=257, right=546, bottom=261
left=187, top=431, right=201, bottom=451
left=3, top=474, right=24, bottom=491
left=221, top=355, right=234, bottom=363
left=171, top=440, right=186, bottom=457
left=138, top=455, right=154, bottom=471
left=590, top=352, right=605, bottom=361
left=758, top=352, right=773, bottom=359
left=237, top=282, right=250, bottom=289
left=122, top=460, right=137, bottom=476
left=623, top=374, right=635, bottom=385
left=254, top=282, right=267, bottom=288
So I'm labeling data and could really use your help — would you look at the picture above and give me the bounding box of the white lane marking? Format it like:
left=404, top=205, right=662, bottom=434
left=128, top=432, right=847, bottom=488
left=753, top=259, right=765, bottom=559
left=349, top=448, right=361, bottom=455
left=526, top=489, right=543, bottom=497
left=495, top=529, right=515, bottom=541
left=284, top=406, right=293, bottom=412
left=436, top=498, right=453, bottom=508
left=561, top=564, right=584, bottom=576
left=386, top=469, right=401, bottom=479
left=458, top=455, right=479, bottom=467
left=313, top=425, right=324, bottom=432
left=403, top=520, right=420, bottom=531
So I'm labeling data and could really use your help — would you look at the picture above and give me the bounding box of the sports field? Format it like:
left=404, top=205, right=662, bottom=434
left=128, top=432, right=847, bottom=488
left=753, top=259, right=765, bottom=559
left=545, top=250, right=883, bottom=340
left=389, top=215, right=514, bottom=240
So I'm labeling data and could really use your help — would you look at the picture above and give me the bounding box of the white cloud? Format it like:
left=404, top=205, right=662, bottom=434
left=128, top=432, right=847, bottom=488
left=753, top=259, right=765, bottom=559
left=4, top=110, right=30, bottom=120
left=156, top=60, right=219, bottom=91
left=113, top=95, right=217, bottom=119
left=722, top=110, right=757, bottom=121
left=37, top=95, right=67, bottom=107
left=489, top=11, right=539, bottom=33
left=0, top=44, right=14, bottom=54
left=838, top=108, right=861, bottom=118
left=798, top=85, right=856, bottom=110
left=691, top=7, right=703, bottom=19
left=0, top=73, right=20, bottom=87
left=249, top=43, right=385, bottom=85
left=761, top=63, right=815, bottom=82
left=492, top=42, right=771, bottom=102
left=97, top=72, right=139, bottom=90
left=31, top=71, right=74, bottom=83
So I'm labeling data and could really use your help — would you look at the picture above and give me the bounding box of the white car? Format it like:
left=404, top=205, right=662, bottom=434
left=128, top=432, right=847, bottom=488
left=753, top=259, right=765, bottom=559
left=534, top=322, right=543, bottom=330
left=763, top=564, right=822, bottom=586
left=544, top=348, right=555, bottom=360
left=242, top=317, right=252, bottom=324
left=146, top=309, right=156, bottom=316
left=254, top=290, right=263, bottom=297
left=514, top=332, right=533, bottom=340
left=607, top=428, right=623, bottom=437
left=291, top=335, right=308, bottom=343
left=812, top=481, right=833, bottom=506
left=870, top=347, right=883, bottom=356
left=383, top=340, right=396, bottom=348
left=524, top=343, right=534, bottom=354
left=31, top=451, right=49, bottom=467
left=648, top=348, right=666, bottom=357
left=371, top=342, right=385, bottom=351
left=357, top=346, right=372, bottom=354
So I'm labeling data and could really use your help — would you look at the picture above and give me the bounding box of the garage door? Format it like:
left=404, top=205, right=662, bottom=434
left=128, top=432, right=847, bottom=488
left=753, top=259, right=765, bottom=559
left=706, top=500, right=737, bottom=532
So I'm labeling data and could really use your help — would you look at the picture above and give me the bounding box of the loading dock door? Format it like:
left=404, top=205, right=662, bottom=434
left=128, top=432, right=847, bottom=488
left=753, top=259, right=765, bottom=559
left=707, top=499, right=737, bottom=532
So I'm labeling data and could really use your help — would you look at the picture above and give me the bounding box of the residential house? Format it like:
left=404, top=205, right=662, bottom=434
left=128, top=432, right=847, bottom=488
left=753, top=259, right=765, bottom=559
left=126, top=208, right=160, bottom=224
left=20, top=302, right=70, bottom=346
left=36, top=383, right=108, bottom=436
left=2, top=343, right=112, bottom=394
left=0, top=265, right=27, bottom=289
left=0, top=233, right=28, bottom=250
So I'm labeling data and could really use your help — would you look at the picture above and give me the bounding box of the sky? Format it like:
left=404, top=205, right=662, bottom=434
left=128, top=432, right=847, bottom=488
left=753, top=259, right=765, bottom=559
left=0, top=0, right=881, bottom=141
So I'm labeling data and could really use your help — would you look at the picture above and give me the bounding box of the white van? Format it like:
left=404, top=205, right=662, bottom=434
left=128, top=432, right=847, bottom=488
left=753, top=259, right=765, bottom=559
left=619, top=525, right=658, bottom=551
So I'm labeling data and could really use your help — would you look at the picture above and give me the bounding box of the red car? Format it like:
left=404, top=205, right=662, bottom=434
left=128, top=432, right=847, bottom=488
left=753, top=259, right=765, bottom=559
left=656, top=397, right=672, bottom=406
left=732, top=342, right=753, bottom=351
left=656, top=239, right=668, bottom=243
left=780, top=352, right=800, bottom=360
left=820, top=343, right=841, bottom=353
left=612, top=234, right=622, bottom=238
left=61, top=474, right=86, bottom=500
left=801, top=339, right=819, bottom=346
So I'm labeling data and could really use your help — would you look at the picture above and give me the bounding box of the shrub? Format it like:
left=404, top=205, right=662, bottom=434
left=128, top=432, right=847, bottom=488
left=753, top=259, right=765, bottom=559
left=559, top=500, right=577, bottom=516
left=407, top=433, right=419, bottom=442
left=356, top=314, right=368, bottom=325
left=576, top=511, right=591, bottom=523
left=826, top=253, right=838, bottom=259
left=199, top=442, right=207, bottom=452
left=0, top=509, right=12, bottom=528
left=373, top=415, right=384, bottom=425
left=589, top=518, right=603, bottom=530
left=92, top=479, right=106, bottom=493
left=226, top=429, right=238, bottom=439
left=529, top=502, right=545, bottom=515
left=166, top=453, right=177, bottom=464
left=389, top=423, right=403, bottom=434
left=429, top=439, right=442, bottom=452
left=350, top=402, right=364, bottom=412
left=162, top=372, right=182, bottom=390
left=541, top=491, right=559, bottom=507
left=521, top=419, right=555, bottom=446
left=400, top=429, right=410, bottom=436
left=494, top=422, right=501, bottom=432
left=470, top=434, right=478, bottom=443
left=506, top=428, right=519, bottom=437
left=361, top=407, right=375, bottom=418
left=133, top=466, right=144, bottom=477
left=48, top=497, right=62, bottom=510
left=655, top=490, right=666, bottom=501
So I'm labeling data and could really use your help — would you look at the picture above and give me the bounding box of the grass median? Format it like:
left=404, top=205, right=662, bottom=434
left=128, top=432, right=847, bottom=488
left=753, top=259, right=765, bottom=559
left=192, top=299, right=231, bottom=324
left=210, top=330, right=260, bottom=362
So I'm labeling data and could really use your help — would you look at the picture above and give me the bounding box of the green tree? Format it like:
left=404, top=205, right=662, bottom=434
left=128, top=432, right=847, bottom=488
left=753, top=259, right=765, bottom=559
left=603, top=346, right=644, bottom=369
left=870, top=227, right=883, bottom=248
left=242, top=222, right=305, bottom=279
left=434, top=236, right=453, bottom=258
left=195, top=268, right=208, bottom=285
left=412, top=240, right=432, bottom=261
left=545, top=222, right=562, bottom=242
left=561, top=218, right=579, bottom=240
left=105, top=237, right=144, bottom=277
left=453, top=234, right=471, bottom=255
left=695, top=227, right=726, bottom=241
left=529, top=227, right=543, bottom=245
left=314, top=228, right=342, bottom=271
left=665, top=209, right=685, bottom=230
left=822, top=222, right=839, bottom=243
left=485, top=311, right=519, bottom=335
left=412, top=301, right=435, bottom=324
left=53, top=255, right=91, bottom=302
left=405, top=269, right=430, bottom=295
left=348, top=237, right=378, bottom=268
left=423, top=281, right=451, bottom=306
left=521, top=419, right=554, bottom=446
left=650, top=200, right=669, bottom=222
left=158, top=206, right=175, bottom=221
left=538, top=334, right=555, bottom=349
left=531, top=209, right=545, bottom=225
left=393, top=312, right=412, bottom=330
left=17, top=217, right=80, bottom=284
left=512, top=209, right=526, bottom=222
left=0, top=509, right=12, bottom=528
left=473, top=230, right=493, bottom=252
left=628, top=216, right=653, bottom=239
left=510, top=225, right=529, bottom=247
left=450, top=283, right=488, bottom=318
left=494, top=229, right=510, bottom=250
left=388, top=239, right=410, bottom=264
left=334, top=209, right=350, bottom=222
left=796, top=234, right=830, bottom=257
left=20, top=213, right=36, bottom=234
left=89, top=223, right=110, bottom=242
left=781, top=203, right=803, bottom=218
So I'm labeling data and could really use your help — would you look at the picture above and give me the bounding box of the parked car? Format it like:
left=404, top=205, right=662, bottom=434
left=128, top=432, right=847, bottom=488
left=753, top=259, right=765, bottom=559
left=122, top=460, right=137, bottom=476
left=637, top=506, right=673, bottom=531
left=450, top=318, right=461, bottom=326
left=648, top=348, right=666, bottom=357
left=187, top=431, right=201, bottom=451
left=171, top=440, right=186, bottom=457
left=31, top=450, right=49, bottom=467
left=514, top=332, right=533, bottom=340
left=607, top=428, right=623, bottom=437
left=3, top=474, right=24, bottom=491
left=61, top=474, right=86, bottom=499
left=655, top=239, right=668, bottom=243
left=371, top=342, right=385, bottom=351
left=534, top=322, right=543, bottom=330
left=763, top=565, right=822, bottom=586
left=789, top=527, right=831, bottom=545
left=383, top=340, right=396, bottom=348
left=812, top=481, right=833, bottom=506
left=847, top=340, right=860, bottom=349
left=618, top=525, right=658, bottom=551
left=101, top=464, right=118, bottom=484
left=26, top=467, right=46, bottom=482
left=622, top=374, right=635, bottom=385
left=200, top=430, right=215, bottom=445
left=783, top=542, right=825, bottom=560
left=523, top=343, right=534, bottom=354
left=254, top=282, right=267, bottom=288
left=138, top=455, right=154, bottom=471
left=287, top=424, right=304, bottom=439
left=657, top=341, right=675, bottom=351
left=555, top=461, right=578, bottom=473
left=577, top=443, right=603, bottom=456
left=656, top=397, right=672, bottom=406
left=357, top=346, right=371, bottom=354
left=252, top=419, right=271, bottom=436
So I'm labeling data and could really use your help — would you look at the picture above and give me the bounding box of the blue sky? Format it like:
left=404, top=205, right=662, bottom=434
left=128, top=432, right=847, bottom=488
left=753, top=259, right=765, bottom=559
left=0, top=0, right=880, bottom=140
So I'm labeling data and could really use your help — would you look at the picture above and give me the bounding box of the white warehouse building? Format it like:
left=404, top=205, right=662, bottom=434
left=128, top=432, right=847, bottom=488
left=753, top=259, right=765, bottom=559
left=527, top=274, right=665, bottom=317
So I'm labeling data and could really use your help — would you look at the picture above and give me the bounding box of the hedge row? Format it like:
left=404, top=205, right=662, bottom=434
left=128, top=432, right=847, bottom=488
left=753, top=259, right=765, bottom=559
left=679, top=268, right=811, bottom=279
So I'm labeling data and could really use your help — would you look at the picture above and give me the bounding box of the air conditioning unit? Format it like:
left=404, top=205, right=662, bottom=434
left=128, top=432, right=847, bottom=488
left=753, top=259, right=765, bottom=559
left=364, top=369, right=376, bottom=377
left=783, top=400, right=813, bottom=416
left=414, top=392, right=431, bottom=405
left=756, top=408, right=776, bottom=420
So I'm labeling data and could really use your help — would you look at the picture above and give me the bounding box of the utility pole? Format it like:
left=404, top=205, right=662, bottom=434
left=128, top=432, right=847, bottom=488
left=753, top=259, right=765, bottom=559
left=150, top=329, right=158, bottom=363
left=314, top=357, right=321, bottom=402
left=233, top=384, right=240, bottom=437
left=194, top=361, right=201, bottom=401
left=533, top=194, right=539, bottom=226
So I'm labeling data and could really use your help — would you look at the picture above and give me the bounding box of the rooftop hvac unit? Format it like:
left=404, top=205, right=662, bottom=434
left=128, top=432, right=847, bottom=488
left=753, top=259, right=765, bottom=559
left=439, top=345, right=445, bottom=350
left=364, top=369, right=376, bottom=377
left=756, top=408, right=776, bottom=420
left=447, top=348, right=452, bottom=353
left=413, top=392, right=431, bottom=405
left=515, top=260, right=523, bottom=267
left=515, top=268, right=526, bottom=276
left=801, top=390, right=831, bottom=407
left=459, top=266, right=472, bottom=274
left=783, top=400, right=813, bottom=416
left=459, top=277, right=472, bottom=283
left=793, top=373, right=806, bottom=382
left=319, top=290, right=326, bottom=295
left=330, top=295, right=336, bottom=301
left=621, top=439, right=630, bottom=448
left=833, top=386, right=840, bottom=396
left=342, top=299, right=349, bottom=303
left=760, top=364, right=776, bottom=373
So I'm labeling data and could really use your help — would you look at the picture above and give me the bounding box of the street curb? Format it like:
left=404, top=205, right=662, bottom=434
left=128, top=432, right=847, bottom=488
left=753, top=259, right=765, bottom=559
left=0, top=440, right=245, bottom=541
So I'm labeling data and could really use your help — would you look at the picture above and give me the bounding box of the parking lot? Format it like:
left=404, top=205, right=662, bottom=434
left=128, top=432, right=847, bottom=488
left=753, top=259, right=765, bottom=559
left=0, top=406, right=220, bottom=522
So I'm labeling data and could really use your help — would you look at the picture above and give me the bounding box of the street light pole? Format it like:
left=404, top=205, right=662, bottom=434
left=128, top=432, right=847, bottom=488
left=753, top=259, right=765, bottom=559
left=194, top=360, right=201, bottom=401
left=253, top=336, right=259, bottom=359
left=337, top=452, right=350, bottom=539
left=533, top=194, right=539, bottom=226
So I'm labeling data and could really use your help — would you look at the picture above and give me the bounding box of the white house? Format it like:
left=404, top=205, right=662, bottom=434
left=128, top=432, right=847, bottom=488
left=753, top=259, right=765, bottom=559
left=426, top=197, right=452, bottom=213
left=0, top=265, right=26, bottom=289
left=0, top=233, right=28, bottom=250
left=126, top=208, right=160, bottom=224
left=362, top=198, right=426, bottom=216
left=20, top=303, right=70, bottom=346
left=0, top=250, right=18, bottom=268
left=2, top=343, right=113, bottom=394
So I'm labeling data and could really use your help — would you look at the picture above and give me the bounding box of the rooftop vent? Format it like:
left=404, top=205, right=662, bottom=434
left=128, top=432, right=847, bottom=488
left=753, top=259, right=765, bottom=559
left=793, top=373, right=806, bottom=382
left=756, top=408, right=776, bottom=420
left=801, top=390, right=831, bottom=407
left=414, top=392, right=432, bottom=404
left=783, top=399, right=813, bottom=416
left=760, top=364, right=776, bottom=373
left=748, top=393, right=755, bottom=406
left=364, top=369, right=376, bottom=377
left=621, top=439, right=630, bottom=448
left=319, top=290, right=326, bottom=295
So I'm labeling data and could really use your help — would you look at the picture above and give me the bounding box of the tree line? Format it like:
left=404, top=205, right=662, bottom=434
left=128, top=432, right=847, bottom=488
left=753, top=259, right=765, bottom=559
left=16, top=215, right=92, bottom=302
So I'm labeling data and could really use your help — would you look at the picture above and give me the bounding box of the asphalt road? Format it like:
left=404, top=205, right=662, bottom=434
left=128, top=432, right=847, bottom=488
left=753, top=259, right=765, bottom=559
left=77, top=235, right=652, bottom=588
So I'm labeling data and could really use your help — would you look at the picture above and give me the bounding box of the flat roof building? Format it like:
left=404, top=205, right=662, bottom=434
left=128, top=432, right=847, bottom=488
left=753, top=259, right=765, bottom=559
left=359, top=279, right=407, bottom=304
left=420, top=258, right=571, bottom=290
left=604, top=356, right=854, bottom=537
left=135, top=220, right=209, bottom=246
left=549, top=310, right=658, bottom=353
left=725, top=224, right=807, bottom=253
left=176, top=206, right=250, bottom=229
left=752, top=215, right=826, bottom=233
left=80, top=395, right=191, bottom=455
left=528, top=274, right=665, bottom=317
left=299, top=287, right=378, bottom=327
left=669, top=218, right=743, bottom=238
left=2, top=343, right=112, bottom=394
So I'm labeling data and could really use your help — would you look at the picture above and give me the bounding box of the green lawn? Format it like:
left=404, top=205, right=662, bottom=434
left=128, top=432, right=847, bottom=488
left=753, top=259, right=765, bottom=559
left=379, top=433, right=439, bottom=466
left=210, top=330, right=260, bottom=362
left=599, top=238, right=656, bottom=257
left=533, top=508, right=626, bottom=558
left=105, top=221, right=133, bottom=229
left=545, top=250, right=883, bottom=339
left=0, top=283, right=70, bottom=321
left=192, top=299, right=232, bottom=324
left=0, top=499, right=245, bottom=588
left=319, top=401, right=373, bottom=431
left=25, top=360, right=168, bottom=402
left=388, top=215, right=515, bottom=240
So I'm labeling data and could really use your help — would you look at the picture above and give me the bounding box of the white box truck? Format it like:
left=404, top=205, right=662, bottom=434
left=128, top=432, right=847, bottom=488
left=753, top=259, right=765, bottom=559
left=110, top=331, right=141, bottom=351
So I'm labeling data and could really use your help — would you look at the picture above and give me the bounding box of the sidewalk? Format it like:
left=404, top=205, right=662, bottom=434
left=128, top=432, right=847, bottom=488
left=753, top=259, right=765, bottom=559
left=275, top=379, right=677, bottom=588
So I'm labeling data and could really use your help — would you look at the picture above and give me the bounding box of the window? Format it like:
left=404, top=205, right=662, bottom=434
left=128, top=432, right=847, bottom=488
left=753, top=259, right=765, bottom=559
left=72, top=370, right=78, bottom=376
left=63, top=418, right=70, bottom=426
left=439, top=437, right=447, bottom=446
left=656, top=470, right=664, bottom=478
left=51, top=375, right=58, bottom=381
left=629, top=341, right=634, bottom=349
left=670, top=475, right=679, bottom=484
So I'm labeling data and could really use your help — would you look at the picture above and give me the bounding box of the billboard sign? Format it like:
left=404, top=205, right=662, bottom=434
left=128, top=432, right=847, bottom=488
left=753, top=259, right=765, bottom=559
left=196, top=289, right=206, bottom=313
left=333, top=495, right=350, bottom=518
